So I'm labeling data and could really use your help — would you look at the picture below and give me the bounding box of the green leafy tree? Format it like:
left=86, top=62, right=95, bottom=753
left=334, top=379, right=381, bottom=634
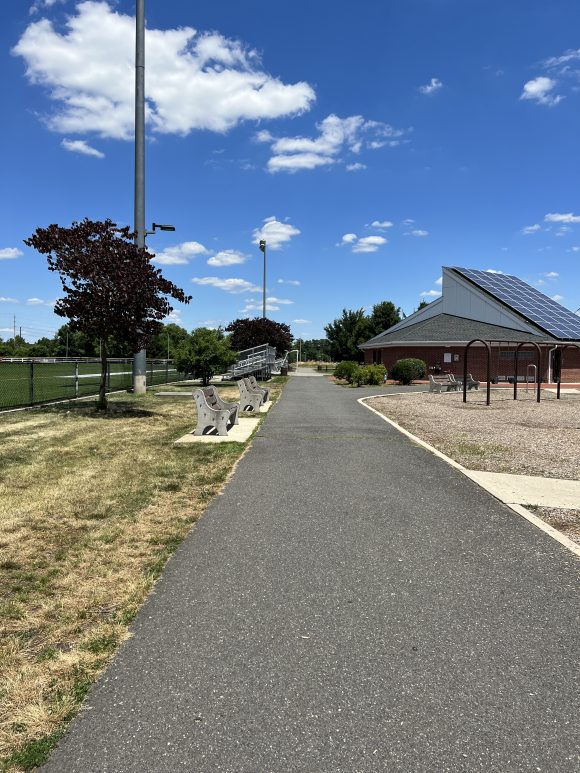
left=0, top=335, right=30, bottom=357
left=226, top=317, right=292, bottom=357
left=28, top=337, right=56, bottom=357
left=174, top=328, right=237, bottom=386
left=53, top=324, right=99, bottom=357
left=25, top=218, right=191, bottom=409
left=415, top=300, right=429, bottom=312
left=324, top=308, right=371, bottom=362
left=368, top=301, right=401, bottom=336
left=292, top=338, right=332, bottom=361
left=148, top=323, right=190, bottom=359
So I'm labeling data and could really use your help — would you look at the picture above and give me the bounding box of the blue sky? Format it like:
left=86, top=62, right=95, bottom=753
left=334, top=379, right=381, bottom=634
left=1, top=0, right=580, bottom=343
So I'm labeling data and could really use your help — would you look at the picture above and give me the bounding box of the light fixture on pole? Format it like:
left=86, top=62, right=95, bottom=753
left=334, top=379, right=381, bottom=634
left=259, top=239, right=267, bottom=318
left=146, top=222, right=176, bottom=235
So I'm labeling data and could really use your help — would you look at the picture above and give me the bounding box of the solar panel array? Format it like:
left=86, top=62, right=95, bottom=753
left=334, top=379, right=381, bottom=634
left=453, top=267, right=580, bottom=340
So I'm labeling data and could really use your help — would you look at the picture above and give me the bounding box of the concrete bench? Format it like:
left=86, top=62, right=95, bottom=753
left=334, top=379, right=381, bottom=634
left=246, top=375, right=269, bottom=404
left=238, top=378, right=264, bottom=412
left=429, top=374, right=457, bottom=393
left=448, top=373, right=480, bottom=391
left=192, top=387, right=238, bottom=436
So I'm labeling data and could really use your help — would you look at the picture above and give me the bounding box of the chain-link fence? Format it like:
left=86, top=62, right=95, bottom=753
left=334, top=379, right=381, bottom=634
left=0, top=359, right=186, bottom=410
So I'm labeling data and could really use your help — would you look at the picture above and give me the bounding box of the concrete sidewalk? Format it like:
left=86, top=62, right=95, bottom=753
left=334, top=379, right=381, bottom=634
left=44, top=378, right=579, bottom=772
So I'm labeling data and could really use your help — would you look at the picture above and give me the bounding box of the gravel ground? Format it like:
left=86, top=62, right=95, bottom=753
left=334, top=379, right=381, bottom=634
left=367, top=389, right=580, bottom=545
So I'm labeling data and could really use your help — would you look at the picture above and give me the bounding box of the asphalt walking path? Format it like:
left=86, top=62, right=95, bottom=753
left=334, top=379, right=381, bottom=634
left=44, top=376, right=579, bottom=772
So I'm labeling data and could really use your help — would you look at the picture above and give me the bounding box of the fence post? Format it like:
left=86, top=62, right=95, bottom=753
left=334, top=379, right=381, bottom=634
left=75, top=363, right=79, bottom=397
left=107, top=361, right=111, bottom=391
left=166, top=359, right=169, bottom=383
left=29, top=361, right=34, bottom=405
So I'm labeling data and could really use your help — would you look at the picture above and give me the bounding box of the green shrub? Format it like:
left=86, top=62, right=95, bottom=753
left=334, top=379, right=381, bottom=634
left=352, top=364, right=386, bottom=386
left=333, top=360, right=359, bottom=382
left=390, top=358, right=427, bottom=385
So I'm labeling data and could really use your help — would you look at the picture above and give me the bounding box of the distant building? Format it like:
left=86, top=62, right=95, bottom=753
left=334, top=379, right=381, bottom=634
left=360, top=267, right=580, bottom=383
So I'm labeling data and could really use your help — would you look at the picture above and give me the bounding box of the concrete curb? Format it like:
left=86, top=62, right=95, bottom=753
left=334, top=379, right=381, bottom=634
left=359, top=395, right=580, bottom=559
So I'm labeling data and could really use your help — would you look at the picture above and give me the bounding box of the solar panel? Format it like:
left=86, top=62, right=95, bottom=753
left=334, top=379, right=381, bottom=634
left=452, top=267, right=580, bottom=340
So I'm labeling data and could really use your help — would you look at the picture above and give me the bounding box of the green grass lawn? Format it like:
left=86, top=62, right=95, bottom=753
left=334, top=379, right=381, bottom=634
left=0, top=361, right=184, bottom=410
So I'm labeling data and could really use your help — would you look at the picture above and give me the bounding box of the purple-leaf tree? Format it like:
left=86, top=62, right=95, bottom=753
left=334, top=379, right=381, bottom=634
left=25, top=218, right=192, bottom=409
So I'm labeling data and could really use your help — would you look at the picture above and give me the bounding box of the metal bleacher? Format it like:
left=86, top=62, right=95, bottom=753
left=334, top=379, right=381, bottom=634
left=225, top=344, right=288, bottom=380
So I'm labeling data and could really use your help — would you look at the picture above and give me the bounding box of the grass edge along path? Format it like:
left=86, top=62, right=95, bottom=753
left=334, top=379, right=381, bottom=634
left=0, top=378, right=286, bottom=772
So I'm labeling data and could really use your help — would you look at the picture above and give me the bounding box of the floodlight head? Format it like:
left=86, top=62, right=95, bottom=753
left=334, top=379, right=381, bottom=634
left=259, top=240, right=266, bottom=252
left=152, top=222, right=176, bottom=232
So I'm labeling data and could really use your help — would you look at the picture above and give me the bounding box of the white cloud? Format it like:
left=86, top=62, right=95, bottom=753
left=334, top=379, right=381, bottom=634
left=61, top=138, right=104, bottom=158
left=192, top=277, right=260, bottom=294
left=402, top=218, right=414, bottom=226
left=265, top=114, right=408, bottom=173
left=485, top=268, right=504, bottom=274
left=521, top=223, right=541, bottom=235
left=544, top=271, right=559, bottom=278
left=407, top=229, right=429, bottom=237
left=520, top=77, right=563, bottom=106
left=268, top=152, right=335, bottom=173
left=265, top=296, right=293, bottom=305
left=241, top=302, right=279, bottom=312
left=420, top=289, right=441, bottom=297
left=352, top=236, right=387, bottom=253
left=207, top=249, right=248, bottom=267
left=277, top=278, right=300, bottom=286
left=30, top=0, right=65, bottom=14
left=551, top=294, right=564, bottom=302
left=545, top=48, right=580, bottom=68
left=13, top=1, right=315, bottom=140
left=544, top=212, right=580, bottom=223
left=26, top=297, right=45, bottom=305
left=0, top=248, right=23, bottom=259
left=254, top=129, right=274, bottom=143
left=164, top=309, right=182, bottom=324
left=346, top=162, right=366, bottom=172
left=293, top=319, right=311, bottom=324
left=435, top=276, right=442, bottom=286
left=418, top=77, right=443, bottom=95
left=0, top=297, right=18, bottom=303
left=370, top=220, right=394, bottom=230
left=570, top=246, right=580, bottom=252
left=252, top=216, right=300, bottom=250
left=338, top=230, right=387, bottom=253
left=153, top=241, right=208, bottom=265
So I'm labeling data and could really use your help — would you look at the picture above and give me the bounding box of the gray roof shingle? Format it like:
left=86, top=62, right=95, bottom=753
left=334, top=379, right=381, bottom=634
left=360, top=314, right=558, bottom=348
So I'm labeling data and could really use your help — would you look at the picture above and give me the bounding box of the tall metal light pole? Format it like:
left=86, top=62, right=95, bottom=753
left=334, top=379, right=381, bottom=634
left=259, top=239, right=267, bottom=318
left=133, top=0, right=147, bottom=393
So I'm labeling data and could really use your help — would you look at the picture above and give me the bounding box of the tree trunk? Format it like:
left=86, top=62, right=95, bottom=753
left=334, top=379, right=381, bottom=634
left=96, top=339, right=108, bottom=410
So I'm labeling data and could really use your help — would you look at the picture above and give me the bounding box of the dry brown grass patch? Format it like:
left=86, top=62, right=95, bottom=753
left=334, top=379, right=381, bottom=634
left=0, top=378, right=285, bottom=770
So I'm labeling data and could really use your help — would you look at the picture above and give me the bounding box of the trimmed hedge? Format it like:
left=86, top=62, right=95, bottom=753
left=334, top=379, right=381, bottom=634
left=352, top=364, right=386, bottom=386
left=333, top=360, right=359, bottom=382
left=390, top=358, right=426, bottom=385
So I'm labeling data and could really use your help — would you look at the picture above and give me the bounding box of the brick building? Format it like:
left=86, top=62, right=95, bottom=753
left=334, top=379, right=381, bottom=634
left=360, top=267, right=580, bottom=384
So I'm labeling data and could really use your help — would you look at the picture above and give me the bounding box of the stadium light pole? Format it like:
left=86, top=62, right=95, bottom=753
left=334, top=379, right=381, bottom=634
left=259, top=239, right=267, bottom=318
left=132, top=0, right=147, bottom=393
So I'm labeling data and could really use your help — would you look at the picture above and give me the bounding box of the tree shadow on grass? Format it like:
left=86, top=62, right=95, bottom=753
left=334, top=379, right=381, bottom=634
left=45, top=402, right=156, bottom=420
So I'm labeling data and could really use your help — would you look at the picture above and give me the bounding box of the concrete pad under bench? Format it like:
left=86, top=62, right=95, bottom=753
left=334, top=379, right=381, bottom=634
left=259, top=400, right=272, bottom=413
left=155, top=391, right=192, bottom=397
left=174, top=416, right=259, bottom=445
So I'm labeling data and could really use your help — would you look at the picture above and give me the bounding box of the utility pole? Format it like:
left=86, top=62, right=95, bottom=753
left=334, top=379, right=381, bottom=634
left=259, top=240, right=267, bottom=318
left=133, top=0, right=147, bottom=393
